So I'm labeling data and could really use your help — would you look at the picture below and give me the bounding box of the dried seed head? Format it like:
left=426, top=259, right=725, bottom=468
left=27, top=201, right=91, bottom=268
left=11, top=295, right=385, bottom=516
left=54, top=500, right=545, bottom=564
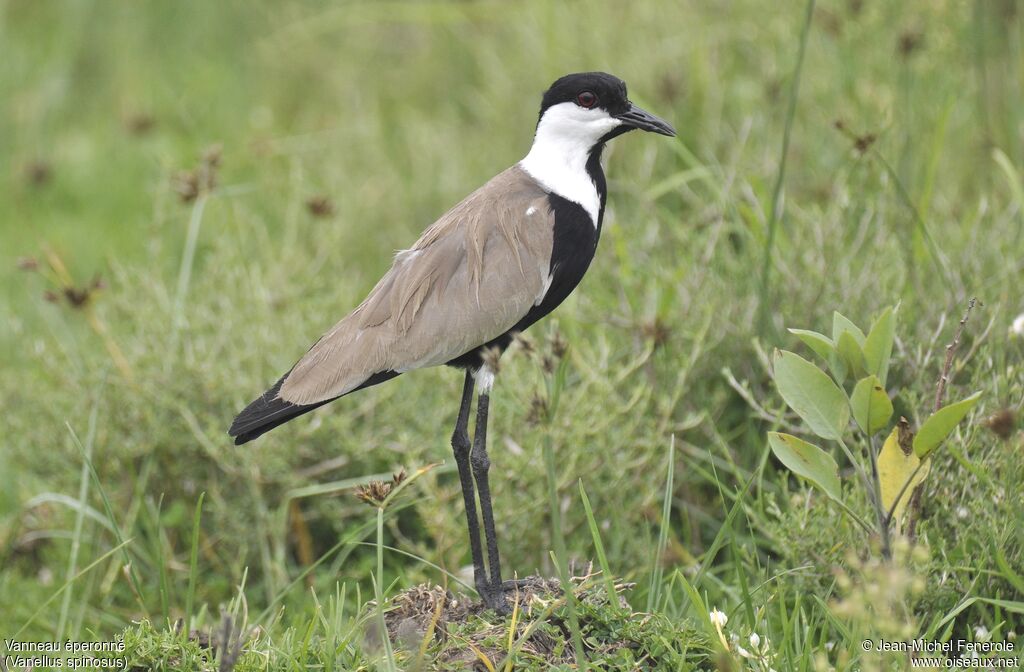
left=640, top=318, right=671, bottom=348
left=41, top=276, right=103, bottom=310
left=526, top=395, right=549, bottom=426
left=63, top=287, right=92, bottom=308
left=306, top=195, right=335, bottom=218
left=355, top=468, right=408, bottom=506
left=124, top=112, right=156, bottom=136
left=173, top=170, right=201, bottom=203
left=984, top=409, right=1016, bottom=440
left=355, top=480, right=393, bottom=507
left=833, top=119, right=877, bottom=155
left=25, top=160, right=53, bottom=187
left=854, top=133, right=876, bottom=154
left=897, top=30, right=924, bottom=58
left=174, top=144, right=223, bottom=203
left=550, top=331, right=568, bottom=359
left=512, top=332, right=534, bottom=356
left=201, top=144, right=223, bottom=168
left=541, top=355, right=556, bottom=375
left=17, top=257, right=39, bottom=272
left=482, top=346, right=502, bottom=374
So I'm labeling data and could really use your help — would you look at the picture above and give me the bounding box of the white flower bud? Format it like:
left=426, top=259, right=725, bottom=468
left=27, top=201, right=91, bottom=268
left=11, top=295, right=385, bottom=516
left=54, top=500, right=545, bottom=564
left=1012, top=314, right=1024, bottom=336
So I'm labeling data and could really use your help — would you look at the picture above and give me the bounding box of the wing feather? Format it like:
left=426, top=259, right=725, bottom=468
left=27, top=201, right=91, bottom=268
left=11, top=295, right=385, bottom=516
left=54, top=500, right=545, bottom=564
left=277, top=166, right=553, bottom=406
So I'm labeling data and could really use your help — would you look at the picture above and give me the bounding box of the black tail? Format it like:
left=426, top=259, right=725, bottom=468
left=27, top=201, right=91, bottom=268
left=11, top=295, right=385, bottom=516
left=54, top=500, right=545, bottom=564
left=228, top=374, right=328, bottom=445
left=228, top=370, right=400, bottom=445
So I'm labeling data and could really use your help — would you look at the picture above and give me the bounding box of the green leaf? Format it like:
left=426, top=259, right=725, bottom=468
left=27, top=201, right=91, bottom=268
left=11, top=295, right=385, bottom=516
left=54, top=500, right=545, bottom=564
left=832, top=311, right=866, bottom=344
left=767, top=432, right=843, bottom=502
left=836, top=331, right=867, bottom=379
left=773, top=350, right=850, bottom=440
left=850, top=375, right=894, bottom=435
left=913, top=392, right=983, bottom=457
left=788, top=329, right=835, bottom=361
left=863, top=307, right=896, bottom=386
left=827, top=351, right=848, bottom=383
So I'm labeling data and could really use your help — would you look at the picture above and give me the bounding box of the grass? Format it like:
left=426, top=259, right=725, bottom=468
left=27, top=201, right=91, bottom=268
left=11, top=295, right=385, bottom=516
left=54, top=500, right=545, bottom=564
left=2, top=0, right=1023, bottom=670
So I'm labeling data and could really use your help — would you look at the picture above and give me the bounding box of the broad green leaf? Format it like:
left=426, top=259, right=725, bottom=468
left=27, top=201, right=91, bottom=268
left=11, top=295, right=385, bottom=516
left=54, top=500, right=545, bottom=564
left=827, top=351, right=848, bottom=383
left=878, top=425, right=928, bottom=526
left=863, top=307, right=896, bottom=386
left=836, top=331, right=867, bottom=379
left=832, top=311, right=866, bottom=344
left=788, top=329, right=835, bottom=361
left=773, top=350, right=850, bottom=440
left=913, top=392, right=983, bottom=457
left=768, top=432, right=843, bottom=502
left=850, top=375, right=893, bottom=435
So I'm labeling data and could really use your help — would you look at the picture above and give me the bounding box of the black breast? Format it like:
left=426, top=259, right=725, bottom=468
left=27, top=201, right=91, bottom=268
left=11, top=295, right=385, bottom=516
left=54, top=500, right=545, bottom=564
left=447, top=147, right=608, bottom=370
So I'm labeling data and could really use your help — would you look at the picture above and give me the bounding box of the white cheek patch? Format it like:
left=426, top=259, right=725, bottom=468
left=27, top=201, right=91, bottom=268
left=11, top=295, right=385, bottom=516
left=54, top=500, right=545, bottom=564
left=518, top=102, right=620, bottom=226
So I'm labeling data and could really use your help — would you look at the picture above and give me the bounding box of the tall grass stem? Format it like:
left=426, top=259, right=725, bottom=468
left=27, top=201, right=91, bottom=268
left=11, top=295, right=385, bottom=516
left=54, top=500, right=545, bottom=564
left=757, top=0, right=815, bottom=336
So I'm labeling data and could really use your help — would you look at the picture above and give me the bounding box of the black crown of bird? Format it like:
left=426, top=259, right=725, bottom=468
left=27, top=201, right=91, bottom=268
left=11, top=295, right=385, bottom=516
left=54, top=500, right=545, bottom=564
left=229, top=71, right=675, bottom=613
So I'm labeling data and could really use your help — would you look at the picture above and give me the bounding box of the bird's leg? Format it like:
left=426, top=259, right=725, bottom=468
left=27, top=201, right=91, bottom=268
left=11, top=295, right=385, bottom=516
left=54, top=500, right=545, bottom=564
left=451, top=370, right=487, bottom=601
left=470, top=389, right=510, bottom=614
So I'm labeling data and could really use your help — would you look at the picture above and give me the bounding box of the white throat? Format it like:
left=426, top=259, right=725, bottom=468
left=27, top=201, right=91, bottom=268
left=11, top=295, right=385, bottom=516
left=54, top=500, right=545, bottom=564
left=518, top=102, right=622, bottom=226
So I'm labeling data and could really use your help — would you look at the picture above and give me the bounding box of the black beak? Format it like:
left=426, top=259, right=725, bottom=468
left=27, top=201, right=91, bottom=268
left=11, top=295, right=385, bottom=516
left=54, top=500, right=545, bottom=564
left=615, top=103, right=676, bottom=137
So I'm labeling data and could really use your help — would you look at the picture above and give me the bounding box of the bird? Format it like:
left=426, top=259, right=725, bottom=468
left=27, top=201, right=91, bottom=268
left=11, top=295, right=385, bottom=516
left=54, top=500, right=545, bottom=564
left=229, top=72, right=675, bottom=613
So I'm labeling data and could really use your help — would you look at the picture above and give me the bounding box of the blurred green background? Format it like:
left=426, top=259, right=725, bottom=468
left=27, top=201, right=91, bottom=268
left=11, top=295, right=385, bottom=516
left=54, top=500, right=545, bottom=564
left=1, top=0, right=1022, bottom=666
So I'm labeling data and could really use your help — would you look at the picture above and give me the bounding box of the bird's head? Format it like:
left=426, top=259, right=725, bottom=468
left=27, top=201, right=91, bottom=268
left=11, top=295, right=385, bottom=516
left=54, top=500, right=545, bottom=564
left=534, top=72, right=676, bottom=150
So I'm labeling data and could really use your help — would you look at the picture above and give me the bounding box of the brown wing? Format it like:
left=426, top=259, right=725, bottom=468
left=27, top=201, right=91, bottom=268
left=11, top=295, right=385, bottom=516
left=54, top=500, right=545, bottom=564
left=277, top=166, right=553, bottom=405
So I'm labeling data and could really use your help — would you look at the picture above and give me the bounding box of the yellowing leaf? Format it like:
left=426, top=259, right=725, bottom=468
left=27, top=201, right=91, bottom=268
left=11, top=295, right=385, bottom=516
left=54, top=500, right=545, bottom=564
left=913, top=392, right=983, bottom=457
left=879, top=425, right=929, bottom=527
left=767, top=432, right=843, bottom=503
left=850, top=375, right=893, bottom=435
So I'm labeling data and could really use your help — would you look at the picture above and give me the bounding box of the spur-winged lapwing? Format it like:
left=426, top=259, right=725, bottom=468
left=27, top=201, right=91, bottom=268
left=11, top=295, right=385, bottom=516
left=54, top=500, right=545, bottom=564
left=229, top=72, right=675, bottom=612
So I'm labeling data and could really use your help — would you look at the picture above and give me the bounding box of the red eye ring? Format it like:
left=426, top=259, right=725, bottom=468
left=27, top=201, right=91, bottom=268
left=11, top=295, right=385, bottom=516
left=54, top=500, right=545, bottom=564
left=576, top=91, right=598, bottom=108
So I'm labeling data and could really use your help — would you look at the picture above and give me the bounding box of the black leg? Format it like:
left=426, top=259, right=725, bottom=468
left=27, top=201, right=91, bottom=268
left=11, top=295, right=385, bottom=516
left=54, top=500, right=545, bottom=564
left=471, top=391, right=510, bottom=613
left=451, top=371, right=486, bottom=599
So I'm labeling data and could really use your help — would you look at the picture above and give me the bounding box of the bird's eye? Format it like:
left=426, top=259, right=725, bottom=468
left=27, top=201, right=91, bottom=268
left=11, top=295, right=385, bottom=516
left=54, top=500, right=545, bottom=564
left=576, top=91, right=598, bottom=108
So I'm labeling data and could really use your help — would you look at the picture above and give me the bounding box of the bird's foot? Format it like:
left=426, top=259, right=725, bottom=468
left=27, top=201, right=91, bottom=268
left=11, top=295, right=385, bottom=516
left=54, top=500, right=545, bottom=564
left=477, top=578, right=535, bottom=615
left=478, top=582, right=511, bottom=615
left=499, top=578, right=533, bottom=592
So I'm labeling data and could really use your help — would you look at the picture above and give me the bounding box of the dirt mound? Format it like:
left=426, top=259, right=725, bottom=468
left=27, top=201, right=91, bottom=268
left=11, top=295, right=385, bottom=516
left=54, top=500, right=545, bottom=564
left=379, top=573, right=709, bottom=670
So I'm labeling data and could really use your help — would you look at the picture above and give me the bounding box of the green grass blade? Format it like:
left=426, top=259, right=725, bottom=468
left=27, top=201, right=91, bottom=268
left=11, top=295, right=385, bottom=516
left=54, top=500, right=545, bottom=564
left=66, top=421, right=148, bottom=617
left=184, top=491, right=205, bottom=635
left=646, top=435, right=675, bottom=612
left=544, top=431, right=587, bottom=670
left=757, top=0, right=816, bottom=335
left=57, top=397, right=99, bottom=642
left=14, top=539, right=133, bottom=640
left=578, top=480, right=619, bottom=610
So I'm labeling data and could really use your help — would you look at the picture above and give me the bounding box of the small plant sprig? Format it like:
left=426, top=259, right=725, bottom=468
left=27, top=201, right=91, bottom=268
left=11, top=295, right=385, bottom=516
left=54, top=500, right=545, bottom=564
left=354, top=464, right=438, bottom=672
left=767, top=304, right=981, bottom=557
left=20, top=246, right=134, bottom=382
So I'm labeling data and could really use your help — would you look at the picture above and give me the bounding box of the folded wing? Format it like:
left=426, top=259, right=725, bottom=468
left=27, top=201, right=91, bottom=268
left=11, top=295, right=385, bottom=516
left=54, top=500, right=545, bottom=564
left=277, top=166, right=554, bottom=406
